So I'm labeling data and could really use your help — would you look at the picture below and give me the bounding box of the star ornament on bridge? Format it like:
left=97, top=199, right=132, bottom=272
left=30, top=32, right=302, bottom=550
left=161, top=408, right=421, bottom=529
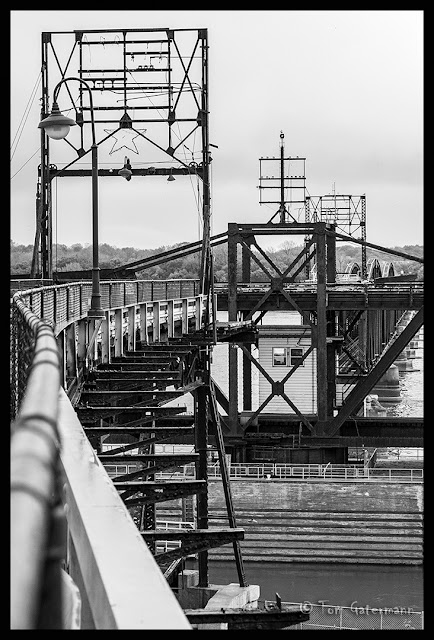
left=104, top=128, right=147, bottom=155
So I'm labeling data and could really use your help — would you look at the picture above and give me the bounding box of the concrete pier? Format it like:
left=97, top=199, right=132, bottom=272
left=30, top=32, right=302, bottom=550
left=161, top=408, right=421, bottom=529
left=176, top=570, right=260, bottom=629
left=364, top=394, right=387, bottom=417
left=371, top=364, right=402, bottom=404
left=393, top=314, right=421, bottom=370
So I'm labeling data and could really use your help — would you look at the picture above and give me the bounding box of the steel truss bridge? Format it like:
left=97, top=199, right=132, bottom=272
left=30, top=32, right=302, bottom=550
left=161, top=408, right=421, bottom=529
left=11, top=26, right=423, bottom=631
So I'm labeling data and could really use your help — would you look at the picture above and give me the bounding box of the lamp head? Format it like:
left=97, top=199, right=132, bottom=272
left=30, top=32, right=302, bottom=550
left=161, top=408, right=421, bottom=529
left=38, top=101, right=77, bottom=140
left=118, top=157, right=132, bottom=181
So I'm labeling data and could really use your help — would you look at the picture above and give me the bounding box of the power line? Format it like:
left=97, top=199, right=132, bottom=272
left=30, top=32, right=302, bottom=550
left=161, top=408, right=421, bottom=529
left=10, top=148, right=40, bottom=180
left=10, top=72, right=41, bottom=161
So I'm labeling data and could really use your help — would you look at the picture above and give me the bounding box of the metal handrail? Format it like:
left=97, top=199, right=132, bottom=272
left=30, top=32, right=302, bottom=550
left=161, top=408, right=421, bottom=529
left=11, top=285, right=194, bottom=629
left=11, top=278, right=200, bottom=327
left=10, top=298, right=63, bottom=629
left=156, top=462, right=423, bottom=483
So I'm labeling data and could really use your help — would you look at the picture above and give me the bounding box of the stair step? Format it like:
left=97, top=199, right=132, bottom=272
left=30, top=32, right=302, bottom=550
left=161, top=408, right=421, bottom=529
left=209, top=510, right=423, bottom=522
left=208, top=553, right=422, bottom=565
left=209, top=546, right=422, bottom=558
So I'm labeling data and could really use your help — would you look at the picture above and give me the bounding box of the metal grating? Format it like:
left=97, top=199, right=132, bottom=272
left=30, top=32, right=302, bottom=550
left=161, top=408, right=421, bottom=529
left=180, top=281, right=196, bottom=298
left=125, top=282, right=137, bottom=306
left=110, top=282, right=124, bottom=308
left=42, top=289, right=54, bottom=323
left=79, top=285, right=92, bottom=315
left=138, top=281, right=153, bottom=303
left=166, top=281, right=182, bottom=300
left=151, top=281, right=166, bottom=301
left=100, top=284, right=110, bottom=310
left=56, top=288, right=67, bottom=325
left=68, top=285, right=81, bottom=320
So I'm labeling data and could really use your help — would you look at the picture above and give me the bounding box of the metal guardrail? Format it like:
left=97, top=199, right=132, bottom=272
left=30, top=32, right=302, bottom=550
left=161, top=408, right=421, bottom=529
left=57, top=389, right=191, bottom=629
left=11, top=278, right=200, bottom=335
left=10, top=299, right=64, bottom=629
left=10, top=282, right=198, bottom=629
left=154, top=521, right=195, bottom=553
left=154, top=462, right=423, bottom=483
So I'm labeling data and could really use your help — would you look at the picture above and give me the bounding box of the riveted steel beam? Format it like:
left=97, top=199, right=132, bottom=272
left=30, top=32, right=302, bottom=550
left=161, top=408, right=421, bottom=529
left=150, top=528, right=244, bottom=565
left=120, top=480, right=206, bottom=505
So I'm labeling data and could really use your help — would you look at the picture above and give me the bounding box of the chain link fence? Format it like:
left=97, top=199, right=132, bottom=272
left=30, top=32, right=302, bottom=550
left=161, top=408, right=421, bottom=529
left=285, top=601, right=423, bottom=630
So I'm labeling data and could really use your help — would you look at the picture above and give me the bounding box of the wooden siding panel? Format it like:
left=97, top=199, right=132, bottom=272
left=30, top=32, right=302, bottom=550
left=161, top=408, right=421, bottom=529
left=258, top=336, right=317, bottom=413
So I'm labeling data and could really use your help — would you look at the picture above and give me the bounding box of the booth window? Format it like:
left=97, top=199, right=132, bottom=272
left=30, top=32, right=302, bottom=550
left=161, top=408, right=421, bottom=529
left=272, top=347, right=287, bottom=366
left=289, top=347, right=304, bottom=366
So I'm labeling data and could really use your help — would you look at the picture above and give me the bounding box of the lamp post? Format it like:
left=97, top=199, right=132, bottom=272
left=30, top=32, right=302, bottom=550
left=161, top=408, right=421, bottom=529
left=38, top=77, right=105, bottom=318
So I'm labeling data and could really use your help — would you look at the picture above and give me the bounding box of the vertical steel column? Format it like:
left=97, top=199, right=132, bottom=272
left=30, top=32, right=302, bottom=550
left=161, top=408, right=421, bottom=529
left=228, top=224, right=239, bottom=432
left=57, top=331, right=66, bottom=389
left=241, top=239, right=252, bottom=411
left=199, top=29, right=210, bottom=296
left=358, top=311, right=368, bottom=370
left=76, top=318, right=87, bottom=373
left=326, top=225, right=337, bottom=419
left=361, top=196, right=367, bottom=279
left=195, top=383, right=209, bottom=587
left=65, top=322, right=78, bottom=385
left=315, top=228, right=328, bottom=431
left=304, top=197, right=311, bottom=280
left=35, top=33, right=52, bottom=280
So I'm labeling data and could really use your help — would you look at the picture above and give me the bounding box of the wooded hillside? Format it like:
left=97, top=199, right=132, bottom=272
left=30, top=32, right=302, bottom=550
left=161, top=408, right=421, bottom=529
left=10, top=240, right=423, bottom=281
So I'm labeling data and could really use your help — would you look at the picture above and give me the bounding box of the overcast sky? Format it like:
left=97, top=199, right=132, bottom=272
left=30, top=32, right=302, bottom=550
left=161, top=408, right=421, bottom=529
left=10, top=10, right=423, bottom=253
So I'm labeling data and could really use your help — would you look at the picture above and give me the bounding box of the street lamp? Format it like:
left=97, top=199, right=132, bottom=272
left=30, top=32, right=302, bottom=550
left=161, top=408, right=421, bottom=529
left=38, top=77, right=105, bottom=318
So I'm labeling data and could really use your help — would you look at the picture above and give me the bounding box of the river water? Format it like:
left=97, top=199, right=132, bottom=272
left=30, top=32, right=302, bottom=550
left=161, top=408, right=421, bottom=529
left=207, top=312, right=424, bottom=613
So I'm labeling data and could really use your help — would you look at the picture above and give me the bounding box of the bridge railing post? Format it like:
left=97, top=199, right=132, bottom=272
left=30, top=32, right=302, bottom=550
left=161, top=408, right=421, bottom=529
left=195, top=296, right=202, bottom=330
left=152, top=301, right=160, bottom=342
left=181, top=299, right=188, bottom=334
left=114, top=308, right=123, bottom=357
left=127, top=305, right=136, bottom=351
left=139, top=303, right=148, bottom=345
left=167, top=300, right=174, bottom=338
left=101, top=311, right=111, bottom=364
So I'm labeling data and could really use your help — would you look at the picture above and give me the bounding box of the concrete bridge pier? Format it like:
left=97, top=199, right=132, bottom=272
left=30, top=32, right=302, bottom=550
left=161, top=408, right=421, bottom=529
left=371, top=364, right=402, bottom=404
left=393, top=315, right=420, bottom=371
left=176, top=570, right=260, bottom=630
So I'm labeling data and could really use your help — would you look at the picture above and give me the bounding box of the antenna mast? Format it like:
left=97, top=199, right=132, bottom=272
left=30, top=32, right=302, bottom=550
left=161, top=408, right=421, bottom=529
left=258, top=132, right=306, bottom=224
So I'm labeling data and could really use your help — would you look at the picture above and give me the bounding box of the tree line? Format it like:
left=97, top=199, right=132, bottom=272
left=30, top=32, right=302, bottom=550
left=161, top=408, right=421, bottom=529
left=10, top=239, right=423, bottom=281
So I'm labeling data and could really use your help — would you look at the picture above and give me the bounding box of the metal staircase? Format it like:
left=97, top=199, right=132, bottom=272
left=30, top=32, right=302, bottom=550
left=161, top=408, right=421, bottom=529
left=75, top=339, right=246, bottom=584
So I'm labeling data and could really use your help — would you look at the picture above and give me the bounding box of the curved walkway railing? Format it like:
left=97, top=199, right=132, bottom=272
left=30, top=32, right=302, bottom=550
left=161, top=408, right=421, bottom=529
left=10, top=282, right=195, bottom=629
left=10, top=298, right=64, bottom=628
left=11, top=278, right=200, bottom=336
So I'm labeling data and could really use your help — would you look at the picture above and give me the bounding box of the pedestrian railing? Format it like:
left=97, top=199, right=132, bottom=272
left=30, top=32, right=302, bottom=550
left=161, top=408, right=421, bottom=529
left=11, top=279, right=200, bottom=334
left=155, top=520, right=195, bottom=553
left=155, top=462, right=423, bottom=483
left=11, top=282, right=197, bottom=629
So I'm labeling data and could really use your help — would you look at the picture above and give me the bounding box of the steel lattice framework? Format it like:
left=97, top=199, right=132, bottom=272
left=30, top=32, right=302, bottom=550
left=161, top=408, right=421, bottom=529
left=32, top=27, right=211, bottom=301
